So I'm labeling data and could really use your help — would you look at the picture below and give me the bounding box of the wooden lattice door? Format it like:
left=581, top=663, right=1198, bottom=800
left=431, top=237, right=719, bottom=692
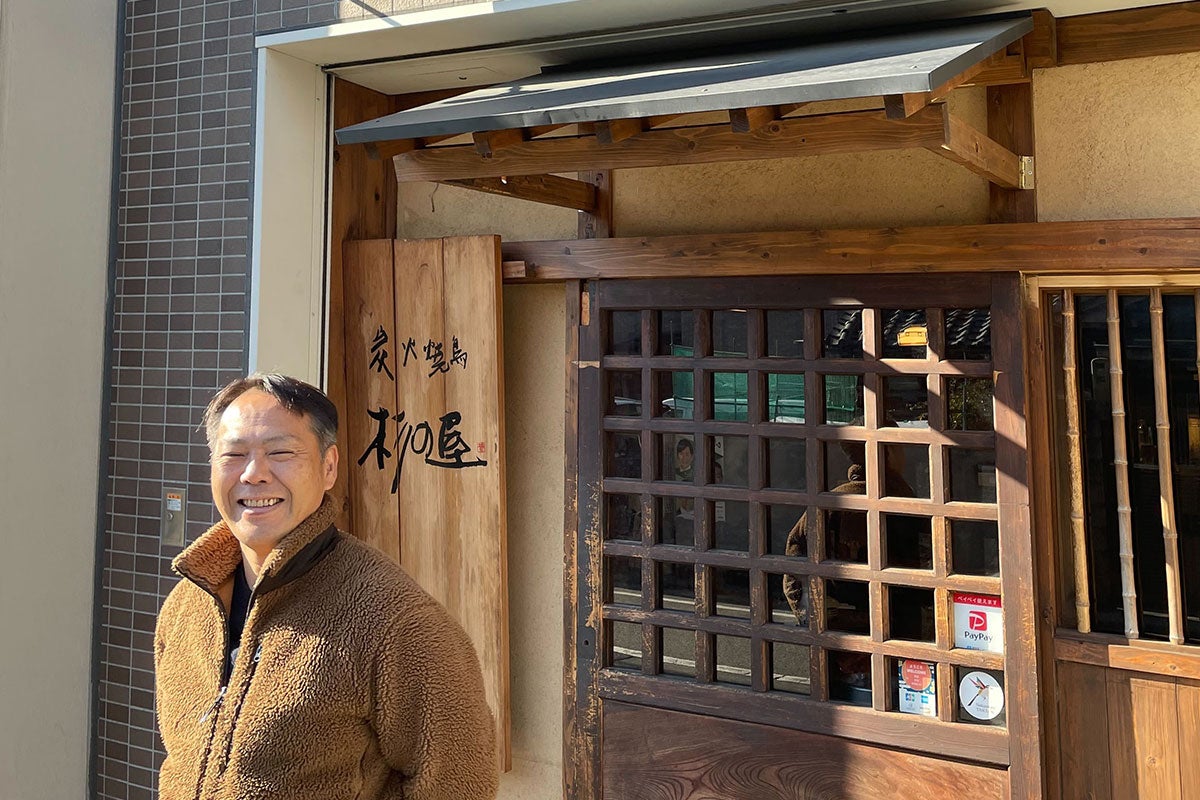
left=574, top=274, right=1040, bottom=799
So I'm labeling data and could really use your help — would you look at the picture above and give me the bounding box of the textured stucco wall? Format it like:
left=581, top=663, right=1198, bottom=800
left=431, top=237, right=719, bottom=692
left=616, top=90, right=989, bottom=236
left=1034, top=51, right=1200, bottom=221
left=0, top=0, right=117, bottom=797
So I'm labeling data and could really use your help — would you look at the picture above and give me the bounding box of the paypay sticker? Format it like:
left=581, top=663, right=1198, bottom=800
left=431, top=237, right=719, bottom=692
left=952, top=592, right=1003, bottom=653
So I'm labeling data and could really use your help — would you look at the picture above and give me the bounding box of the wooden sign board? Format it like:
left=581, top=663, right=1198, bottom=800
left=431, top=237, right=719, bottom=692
left=343, top=236, right=510, bottom=770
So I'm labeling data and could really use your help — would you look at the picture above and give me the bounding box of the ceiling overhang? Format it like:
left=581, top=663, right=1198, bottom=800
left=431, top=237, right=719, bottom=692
left=334, top=12, right=1043, bottom=199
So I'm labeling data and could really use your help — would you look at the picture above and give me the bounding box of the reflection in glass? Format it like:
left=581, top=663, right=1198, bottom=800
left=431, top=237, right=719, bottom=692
left=610, top=311, right=641, bottom=355
left=657, top=496, right=695, bottom=548
left=823, top=374, right=864, bottom=425
left=1162, top=295, right=1200, bottom=641
left=826, top=579, right=870, bottom=634
left=824, top=439, right=866, bottom=493
left=606, top=370, right=641, bottom=417
left=884, top=513, right=932, bottom=570
left=712, top=372, right=749, bottom=421
left=889, top=585, right=935, bottom=642
left=713, top=500, right=749, bottom=551
left=769, top=573, right=807, bottom=627
left=951, top=520, right=1000, bottom=576
left=1070, top=294, right=1124, bottom=635
left=606, top=556, right=641, bottom=603
left=767, top=504, right=806, bottom=557
left=767, top=438, right=807, bottom=491
left=713, top=568, right=750, bottom=619
left=884, top=443, right=930, bottom=498
left=661, top=627, right=695, bottom=677
left=767, top=311, right=805, bottom=358
left=766, top=373, right=806, bottom=423
left=828, top=649, right=872, bottom=705
left=1121, top=294, right=1177, bottom=640
left=609, top=621, right=642, bottom=671
left=771, top=642, right=811, bottom=694
left=605, top=494, right=641, bottom=542
left=825, top=509, right=868, bottom=563
left=712, top=435, right=749, bottom=486
left=658, top=311, right=694, bottom=356
left=715, top=635, right=752, bottom=686
left=659, top=434, right=696, bottom=482
left=713, top=310, right=748, bottom=357
left=884, top=376, right=928, bottom=428
left=882, top=309, right=928, bottom=359
left=949, top=449, right=997, bottom=503
left=606, top=433, right=641, bottom=479
left=659, top=561, right=695, bottom=611
left=823, top=310, right=863, bottom=359
left=947, top=377, right=994, bottom=431
left=655, top=371, right=694, bottom=419
left=945, top=308, right=991, bottom=360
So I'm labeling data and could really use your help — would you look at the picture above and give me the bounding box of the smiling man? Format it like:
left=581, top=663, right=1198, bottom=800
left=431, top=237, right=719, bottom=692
left=154, top=374, right=498, bottom=800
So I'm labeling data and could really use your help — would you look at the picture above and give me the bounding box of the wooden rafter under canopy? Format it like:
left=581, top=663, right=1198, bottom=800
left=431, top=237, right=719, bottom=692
left=335, top=13, right=1039, bottom=201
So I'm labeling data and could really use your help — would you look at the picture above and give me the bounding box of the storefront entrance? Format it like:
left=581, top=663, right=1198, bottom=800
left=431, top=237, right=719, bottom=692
left=574, top=274, right=1039, bottom=798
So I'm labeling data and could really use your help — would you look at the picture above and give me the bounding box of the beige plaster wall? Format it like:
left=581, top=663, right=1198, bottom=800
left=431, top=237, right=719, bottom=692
left=499, top=284, right=567, bottom=800
left=1034, top=51, right=1200, bottom=221
left=0, top=0, right=117, bottom=797
left=616, top=90, right=989, bottom=236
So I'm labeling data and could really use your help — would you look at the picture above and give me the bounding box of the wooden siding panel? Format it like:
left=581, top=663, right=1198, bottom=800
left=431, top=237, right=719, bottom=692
left=1106, top=670, right=1181, bottom=800
left=1056, top=660, right=1112, bottom=800
left=601, top=701, right=1006, bottom=800
left=343, top=240, right=400, bottom=562
left=1177, top=679, right=1200, bottom=800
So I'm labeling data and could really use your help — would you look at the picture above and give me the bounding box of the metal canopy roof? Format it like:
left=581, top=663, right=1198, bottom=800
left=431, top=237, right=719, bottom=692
left=335, top=13, right=1032, bottom=145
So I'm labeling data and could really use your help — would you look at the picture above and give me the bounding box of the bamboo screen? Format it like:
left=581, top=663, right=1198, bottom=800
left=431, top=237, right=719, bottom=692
left=1056, top=288, right=1200, bottom=645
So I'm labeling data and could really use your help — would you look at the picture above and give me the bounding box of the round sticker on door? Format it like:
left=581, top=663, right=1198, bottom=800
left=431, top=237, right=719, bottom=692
left=902, top=660, right=933, bottom=692
left=959, top=671, right=1004, bottom=721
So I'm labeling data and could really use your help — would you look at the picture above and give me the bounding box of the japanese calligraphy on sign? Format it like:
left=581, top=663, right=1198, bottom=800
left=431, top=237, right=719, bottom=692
left=366, top=328, right=468, bottom=382
left=357, top=407, right=488, bottom=494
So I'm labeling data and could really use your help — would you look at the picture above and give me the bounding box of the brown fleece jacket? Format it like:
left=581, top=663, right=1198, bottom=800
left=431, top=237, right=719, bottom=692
left=154, top=496, right=498, bottom=800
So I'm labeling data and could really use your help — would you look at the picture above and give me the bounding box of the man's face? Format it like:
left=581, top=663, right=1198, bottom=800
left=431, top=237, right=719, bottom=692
left=210, top=389, right=338, bottom=558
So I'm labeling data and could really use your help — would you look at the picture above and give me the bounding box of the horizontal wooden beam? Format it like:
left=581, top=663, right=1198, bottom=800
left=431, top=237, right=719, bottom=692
left=928, top=112, right=1024, bottom=189
left=499, top=218, right=1200, bottom=282
left=394, top=105, right=947, bottom=182
left=440, top=174, right=597, bottom=211
left=1057, top=1, right=1200, bottom=66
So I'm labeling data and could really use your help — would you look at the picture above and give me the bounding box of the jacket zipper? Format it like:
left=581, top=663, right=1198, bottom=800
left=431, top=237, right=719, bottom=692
left=210, top=585, right=265, bottom=790
left=192, top=588, right=231, bottom=800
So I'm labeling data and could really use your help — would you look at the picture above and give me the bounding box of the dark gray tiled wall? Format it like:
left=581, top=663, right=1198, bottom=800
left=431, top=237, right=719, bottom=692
left=97, top=0, right=487, bottom=796
left=97, top=0, right=254, bottom=795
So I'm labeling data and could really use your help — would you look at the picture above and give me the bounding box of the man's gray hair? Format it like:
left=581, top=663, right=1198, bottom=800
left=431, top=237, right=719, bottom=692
left=202, top=373, right=339, bottom=452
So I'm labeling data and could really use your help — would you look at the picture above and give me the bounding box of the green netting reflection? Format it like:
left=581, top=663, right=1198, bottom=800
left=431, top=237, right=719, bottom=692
left=660, top=345, right=857, bottom=423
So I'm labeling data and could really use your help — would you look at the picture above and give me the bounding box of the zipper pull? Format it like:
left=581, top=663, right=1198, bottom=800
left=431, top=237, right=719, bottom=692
left=200, top=685, right=227, bottom=723
left=252, top=644, right=262, bottom=663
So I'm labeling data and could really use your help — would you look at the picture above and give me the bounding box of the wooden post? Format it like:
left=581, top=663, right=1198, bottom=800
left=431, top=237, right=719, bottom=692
left=1106, top=290, right=1139, bottom=638
left=1061, top=290, right=1092, bottom=633
left=330, top=79, right=401, bottom=530
left=1149, top=288, right=1185, bottom=645
left=986, top=83, right=1037, bottom=224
